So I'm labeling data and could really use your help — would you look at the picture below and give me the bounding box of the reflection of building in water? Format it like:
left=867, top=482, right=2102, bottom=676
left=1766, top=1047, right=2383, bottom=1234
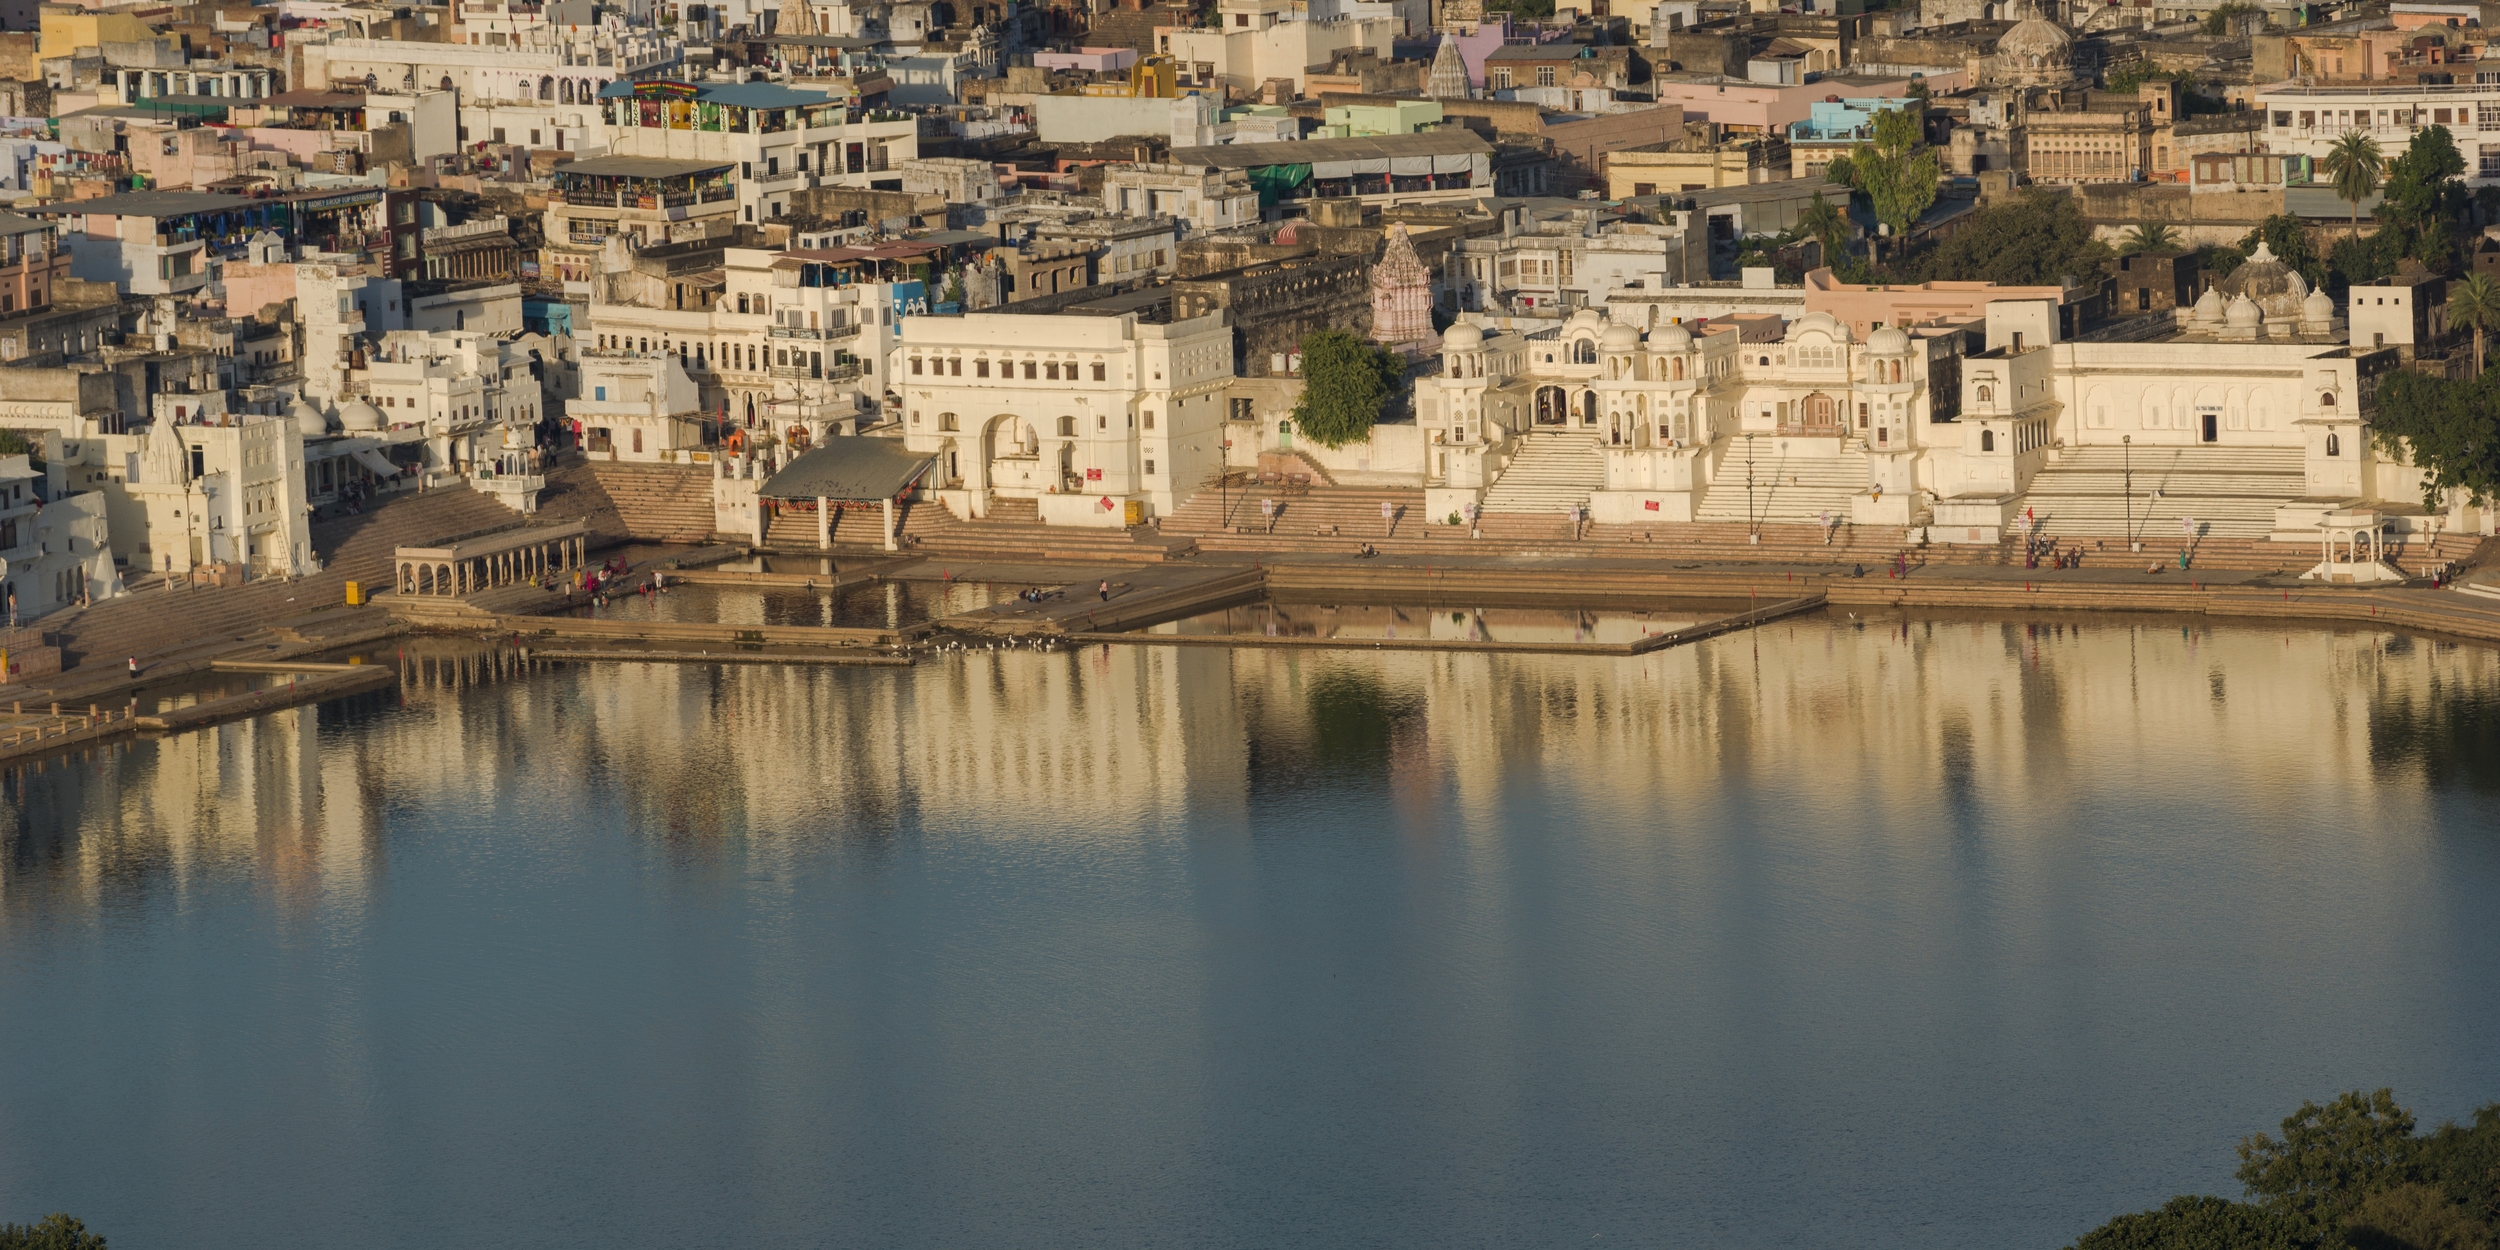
left=6, top=621, right=2499, bottom=904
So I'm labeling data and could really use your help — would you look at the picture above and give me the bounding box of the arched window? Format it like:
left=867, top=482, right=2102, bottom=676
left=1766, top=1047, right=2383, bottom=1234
left=1758, top=355, right=1770, bottom=366
left=2327, top=432, right=2342, bottom=457
left=939, top=413, right=959, bottom=431
left=1981, top=429, right=1996, bottom=452
left=2320, top=391, right=2337, bottom=408
left=1673, top=358, right=1685, bottom=381
left=540, top=76, right=555, bottom=100
left=1572, top=339, right=1596, bottom=364
left=1889, top=360, right=1902, bottom=383
left=440, top=76, right=454, bottom=92
left=1978, top=385, right=1993, bottom=404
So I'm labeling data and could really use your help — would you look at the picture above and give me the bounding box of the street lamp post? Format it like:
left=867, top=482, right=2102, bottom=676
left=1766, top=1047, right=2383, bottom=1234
left=1745, top=432, right=1758, bottom=543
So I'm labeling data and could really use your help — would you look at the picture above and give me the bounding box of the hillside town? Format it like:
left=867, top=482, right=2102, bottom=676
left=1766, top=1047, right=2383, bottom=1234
left=4, top=0, right=2500, bottom=680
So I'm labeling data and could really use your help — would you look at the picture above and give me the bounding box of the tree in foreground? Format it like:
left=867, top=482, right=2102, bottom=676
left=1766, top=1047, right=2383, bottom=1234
left=2447, top=270, right=2500, bottom=376
left=1290, top=329, right=1404, bottom=449
left=0, top=1214, right=107, bottom=1250
left=2065, top=1194, right=2304, bottom=1250
left=2322, top=130, right=2385, bottom=244
left=2373, top=368, right=2500, bottom=508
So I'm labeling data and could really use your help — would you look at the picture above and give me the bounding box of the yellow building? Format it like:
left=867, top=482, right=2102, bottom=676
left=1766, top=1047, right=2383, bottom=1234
left=39, top=8, right=161, bottom=60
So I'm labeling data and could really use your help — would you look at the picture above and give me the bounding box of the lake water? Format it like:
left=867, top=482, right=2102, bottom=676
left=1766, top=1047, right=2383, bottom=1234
left=4, top=613, right=2498, bottom=1249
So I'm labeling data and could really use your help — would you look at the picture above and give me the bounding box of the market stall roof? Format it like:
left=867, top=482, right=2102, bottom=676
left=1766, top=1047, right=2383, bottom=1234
left=552, top=155, right=736, bottom=179
left=760, top=438, right=935, bottom=503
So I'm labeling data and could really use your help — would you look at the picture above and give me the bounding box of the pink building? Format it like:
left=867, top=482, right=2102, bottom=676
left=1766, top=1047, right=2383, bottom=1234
left=1650, top=71, right=1963, bottom=134
left=1802, top=267, right=2076, bottom=340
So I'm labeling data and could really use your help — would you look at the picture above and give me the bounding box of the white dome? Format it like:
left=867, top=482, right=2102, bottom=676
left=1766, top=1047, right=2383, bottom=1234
left=1600, top=322, right=1641, bottom=352
left=2225, top=292, right=2263, bottom=328
left=1868, top=325, right=1912, bottom=355
left=2192, top=286, right=2225, bottom=325
left=2302, top=286, right=2336, bottom=327
left=340, top=399, right=384, bottom=432
left=288, top=398, right=329, bottom=438
left=1566, top=307, right=1604, bottom=331
left=1444, top=321, right=1484, bottom=351
left=1654, top=322, right=1694, bottom=352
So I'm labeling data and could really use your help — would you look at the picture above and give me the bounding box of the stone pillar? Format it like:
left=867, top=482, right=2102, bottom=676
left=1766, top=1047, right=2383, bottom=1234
left=818, top=495, right=831, bottom=548
left=883, top=495, right=897, bottom=552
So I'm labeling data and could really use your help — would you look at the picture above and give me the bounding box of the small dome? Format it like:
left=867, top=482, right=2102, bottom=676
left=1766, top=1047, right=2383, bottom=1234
left=288, top=398, right=328, bottom=438
left=2226, top=292, right=2263, bottom=328
left=1868, top=325, right=1912, bottom=355
left=1600, top=322, right=1641, bottom=352
left=340, top=398, right=384, bottom=432
left=1444, top=321, right=1485, bottom=351
left=1566, top=307, right=1604, bottom=331
left=1654, top=322, right=1694, bottom=352
left=2302, top=286, right=2336, bottom=327
left=2219, top=240, right=2311, bottom=323
left=2192, top=286, right=2225, bottom=325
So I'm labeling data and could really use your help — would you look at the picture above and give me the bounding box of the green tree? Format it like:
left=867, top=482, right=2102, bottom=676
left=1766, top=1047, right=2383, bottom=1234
left=2416, top=1103, right=2500, bottom=1229
left=2064, top=1195, right=2305, bottom=1250
left=2449, top=270, right=2500, bottom=376
left=2200, top=0, right=2260, bottom=34
left=0, top=1214, right=108, bottom=1250
left=2382, top=125, right=2469, bottom=228
left=2237, top=1088, right=2421, bottom=1239
left=1912, top=189, right=2109, bottom=285
left=1799, top=191, right=1849, bottom=268
left=2119, top=222, right=2181, bottom=254
left=1829, top=104, right=1936, bottom=262
left=2105, top=61, right=2176, bottom=94
left=2342, top=1183, right=2492, bottom=1250
left=2374, top=368, right=2500, bottom=507
left=1290, top=329, right=1402, bottom=449
left=2323, top=130, right=2385, bottom=244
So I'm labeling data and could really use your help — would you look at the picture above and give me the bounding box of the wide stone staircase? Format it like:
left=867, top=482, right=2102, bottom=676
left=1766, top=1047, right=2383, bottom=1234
left=1695, top=441, right=1876, bottom=526
left=557, top=459, right=721, bottom=544
left=1481, top=432, right=1604, bottom=515
left=2015, top=446, right=2305, bottom=541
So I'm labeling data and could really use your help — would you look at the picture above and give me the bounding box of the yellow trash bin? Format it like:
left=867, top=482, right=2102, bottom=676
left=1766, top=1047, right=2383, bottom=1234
left=344, top=580, right=364, bottom=607
left=1123, top=500, right=1145, bottom=527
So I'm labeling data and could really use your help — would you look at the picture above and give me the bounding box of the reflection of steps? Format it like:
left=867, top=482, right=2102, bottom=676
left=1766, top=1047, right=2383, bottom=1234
left=1695, top=442, right=1870, bottom=524
left=2017, top=446, right=2303, bottom=539
left=1482, top=433, right=1603, bottom=514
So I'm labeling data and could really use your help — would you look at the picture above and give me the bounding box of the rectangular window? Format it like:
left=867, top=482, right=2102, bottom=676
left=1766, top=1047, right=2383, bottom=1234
left=2480, top=103, right=2500, bottom=130
left=2483, top=146, right=2500, bottom=178
left=595, top=386, right=606, bottom=400
left=1046, top=362, right=1060, bottom=380
left=911, top=357, right=922, bottom=374
left=976, top=359, right=989, bottom=377
left=1145, top=459, right=1155, bottom=474
left=949, top=359, right=960, bottom=375
left=1536, top=65, right=1555, bottom=87
left=1492, top=69, right=1512, bottom=90
left=2273, top=111, right=2292, bottom=128
left=1143, top=411, right=1155, bottom=429
left=1024, top=361, right=1037, bottom=379
left=1091, top=362, right=1105, bottom=381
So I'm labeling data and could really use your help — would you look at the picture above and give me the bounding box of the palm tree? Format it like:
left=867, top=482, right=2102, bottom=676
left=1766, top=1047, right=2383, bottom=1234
left=2119, top=222, right=2181, bottom=254
left=2322, top=130, right=2384, bottom=244
left=1799, top=191, right=1848, bottom=269
left=2449, top=270, right=2500, bottom=376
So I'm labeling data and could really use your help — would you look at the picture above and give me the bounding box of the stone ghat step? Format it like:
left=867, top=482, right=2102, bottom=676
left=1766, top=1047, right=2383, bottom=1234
left=577, top=461, right=722, bottom=543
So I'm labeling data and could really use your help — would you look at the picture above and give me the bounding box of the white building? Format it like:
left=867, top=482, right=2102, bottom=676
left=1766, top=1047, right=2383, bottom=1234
left=1413, top=245, right=2469, bottom=559
left=363, top=330, right=547, bottom=479
left=894, top=306, right=1232, bottom=525
left=293, top=25, right=683, bottom=156
left=2257, top=84, right=2500, bottom=182
left=573, top=351, right=707, bottom=462
left=1163, top=0, right=1400, bottom=94
left=596, top=79, right=923, bottom=225
left=0, top=455, right=118, bottom=620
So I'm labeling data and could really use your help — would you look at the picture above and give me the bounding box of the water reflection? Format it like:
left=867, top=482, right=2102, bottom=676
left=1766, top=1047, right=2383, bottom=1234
left=0, top=615, right=2497, bottom=1250
left=1150, top=600, right=1727, bottom=643
left=572, top=580, right=1007, bottom=630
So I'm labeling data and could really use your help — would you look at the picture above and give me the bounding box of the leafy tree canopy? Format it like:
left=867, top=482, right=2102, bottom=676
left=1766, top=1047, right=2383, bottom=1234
left=1290, top=329, right=1403, bottom=449
left=2064, top=1195, right=2306, bottom=1250
left=2237, top=1088, right=2422, bottom=1238
left=2373, top=367, right=2500, bottom=507
left=2205, top=216, right=2328, bottom=290
left=1909, top=189, right=2108, bottom=286
left=0, top=1214, right=108, bottom=1250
